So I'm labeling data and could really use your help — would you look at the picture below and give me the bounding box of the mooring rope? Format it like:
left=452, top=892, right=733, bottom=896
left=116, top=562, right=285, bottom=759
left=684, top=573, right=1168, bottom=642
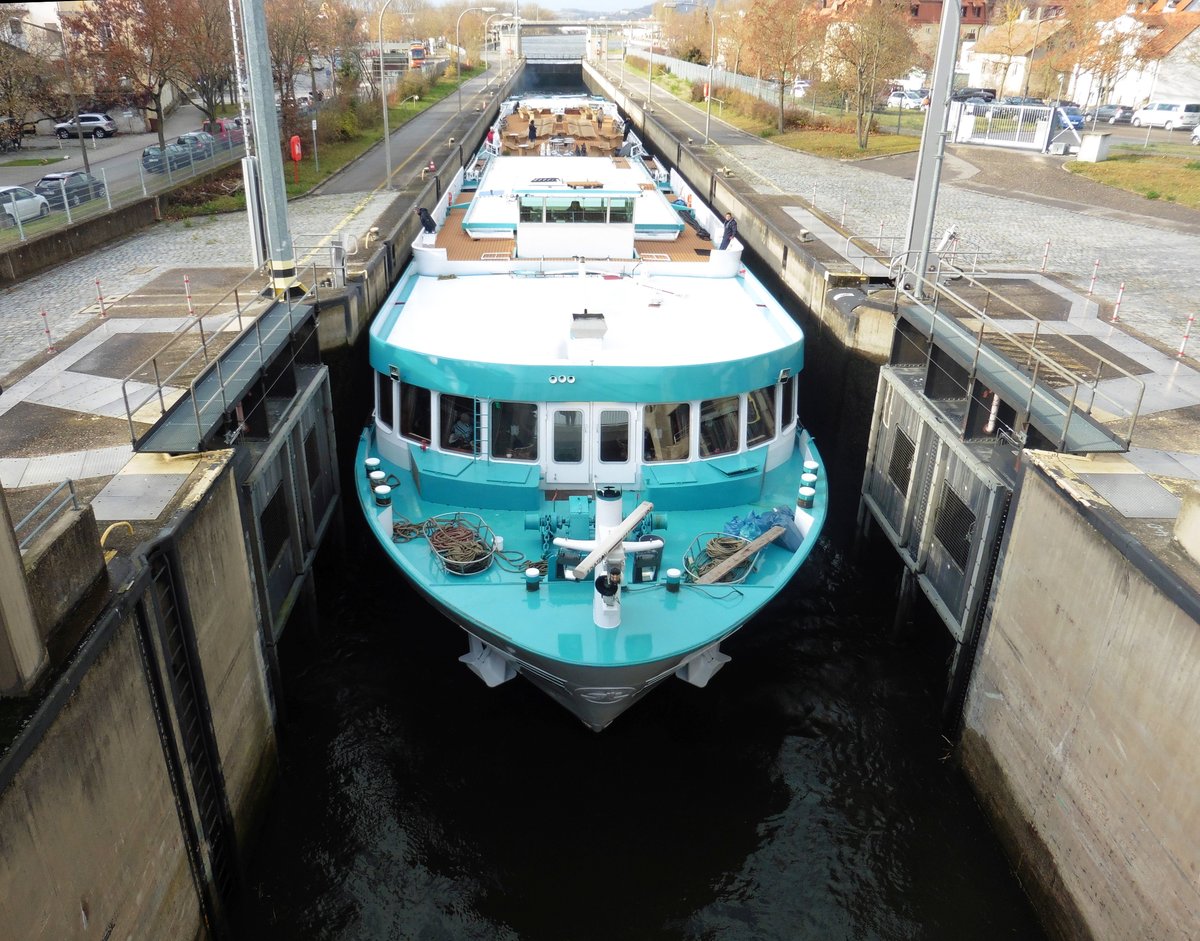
left=691, top=535, right=750, bottom=581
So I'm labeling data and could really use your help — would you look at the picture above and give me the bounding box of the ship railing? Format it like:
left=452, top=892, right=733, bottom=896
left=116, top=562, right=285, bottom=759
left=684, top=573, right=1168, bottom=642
left=894, top=265, right=1144, bottom=450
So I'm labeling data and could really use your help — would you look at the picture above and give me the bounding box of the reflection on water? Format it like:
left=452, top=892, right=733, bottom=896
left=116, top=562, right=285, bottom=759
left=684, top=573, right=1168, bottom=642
left=235, top=531, right=1044, bottom=940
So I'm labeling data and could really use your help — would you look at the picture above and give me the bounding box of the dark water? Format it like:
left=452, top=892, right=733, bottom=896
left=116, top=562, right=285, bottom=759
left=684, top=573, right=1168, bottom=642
left=234, top=72, right=1045, bottom=939
left=236, top=524, right=1044, bottom=940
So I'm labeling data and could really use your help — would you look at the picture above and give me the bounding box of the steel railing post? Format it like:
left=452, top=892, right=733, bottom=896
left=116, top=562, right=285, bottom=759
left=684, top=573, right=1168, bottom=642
left=60, top=179, right=72, bottom=224
left=101, top=167, right=112, bottom=210
left=138, top=161, right=147, bottom=197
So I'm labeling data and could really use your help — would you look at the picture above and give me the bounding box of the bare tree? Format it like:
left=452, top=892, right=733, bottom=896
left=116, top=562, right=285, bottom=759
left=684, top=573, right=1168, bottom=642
left=266, top=0, right=325, bottom=137
left=176, top=0, right=235, bottom=122
left=1049, top=0, right=1146, bottom=106
left=745, top=0, right=822, bottom=132
left=69, top=0, right=188, bottom=150
left=823, top=0, right=917, bottom=148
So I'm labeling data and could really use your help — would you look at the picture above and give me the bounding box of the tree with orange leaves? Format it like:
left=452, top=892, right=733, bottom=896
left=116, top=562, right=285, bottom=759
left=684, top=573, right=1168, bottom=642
left=745, top=0, right=823, bottom=132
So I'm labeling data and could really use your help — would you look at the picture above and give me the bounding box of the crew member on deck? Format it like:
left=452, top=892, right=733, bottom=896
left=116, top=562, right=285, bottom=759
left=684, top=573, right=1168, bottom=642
left=528, top=118, right=537, bottom=142
left=414, top=207, right=436, bottom=233
left=719, top=211, right=738, bottom=250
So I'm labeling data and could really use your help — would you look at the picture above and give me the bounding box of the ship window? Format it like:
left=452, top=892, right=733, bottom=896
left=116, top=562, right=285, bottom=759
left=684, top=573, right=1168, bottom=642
left=546, top=195, right=606, bottom=223
left=399, top=382, right=431, bottom=442
left=519, top=196, right=545, bottom=223
left=553, top=409, right=583, bottom=463
left=746, top=386, right=777, bottom=446
left=699, top=395, right=739, bottom=457
left=608, top=197, right=633, bottom=223
left=782, top=374, right=796, bottom=427
left=491, top=401, right=538, bottom=460
left=441, top=394, right=480, bottom=454
left=598, top=409, right=629, bottom=463
left=643, top=402, right=690, bottom=462
left=376, top=372, right=394, bottom=432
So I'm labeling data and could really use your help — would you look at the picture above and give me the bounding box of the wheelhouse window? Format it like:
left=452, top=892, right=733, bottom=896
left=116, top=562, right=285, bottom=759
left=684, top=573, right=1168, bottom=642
left=546, top=195, right=607, bottom=223
left=782, top=374, right=796, bottom=428
left=598, top=409, right=629, bottom=463
left=608, top=197, right=633, bottom=223
left=518, top=196, right=544, bottom=223
left=441, top=394, right=480, bottom=454
left=699, top=395, right=739, bottom=457
left=376, top=372, right=394, bottom=432
left=553, top=409, right=583, bottom=463
left=399, top=382, right=429, bottom=441
left=746, top=386, right=777, bottom=447
left=491, top=401, right=538, bottom=460
left=643, top=402, right=690, bottom=462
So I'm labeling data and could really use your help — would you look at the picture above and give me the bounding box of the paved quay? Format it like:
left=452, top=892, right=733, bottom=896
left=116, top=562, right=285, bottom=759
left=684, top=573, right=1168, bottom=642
left=2, top=72, right=1199, bottom=533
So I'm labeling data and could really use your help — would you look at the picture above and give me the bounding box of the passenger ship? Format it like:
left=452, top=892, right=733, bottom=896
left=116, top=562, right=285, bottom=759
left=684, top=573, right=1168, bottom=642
left=356, top=95, right=827, bottom=730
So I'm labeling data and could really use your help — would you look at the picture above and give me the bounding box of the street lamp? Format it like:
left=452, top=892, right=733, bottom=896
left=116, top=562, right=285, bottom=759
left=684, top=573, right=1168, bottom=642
left=25, top=18, right=90, bottom=173
left=378, top=0, right=397, bottom=188
left=484, top=13, right=512, bottom=71
left=665, top=0, right=718, bottom=143
left=456, top=6, right=496, bottom=112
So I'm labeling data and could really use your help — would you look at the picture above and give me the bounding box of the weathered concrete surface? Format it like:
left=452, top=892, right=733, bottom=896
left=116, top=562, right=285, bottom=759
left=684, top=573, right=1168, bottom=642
left=0, top=485, right=45, bottom=694
left=961, top=457, right=1200, bottom=940
left=22, top=505, right=105, bottom=650
left=0, top=612, right=202, bottom=940
left=171, top=458, right=278, bottom=848
left=0, top=454, right=278, bottom=937
left=1177, top=483, right=1200, bottom=566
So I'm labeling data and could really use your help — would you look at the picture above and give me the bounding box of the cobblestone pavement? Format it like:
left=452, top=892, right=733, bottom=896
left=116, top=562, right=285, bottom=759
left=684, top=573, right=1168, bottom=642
left=0, top=190, right=397, bottom=383
left=722, top=138, right=1198, bottom=354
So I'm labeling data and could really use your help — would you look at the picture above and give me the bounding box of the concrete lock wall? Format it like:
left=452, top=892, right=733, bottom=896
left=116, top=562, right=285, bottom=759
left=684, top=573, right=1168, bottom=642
left=22, top=506, right=105, bottom=649
left=961, top=461, right=1200, bottom=940
left=0, top=458, right=277, bottom=938
left=169, top=464, right=278, bottom=849
left=0, top=612, right=203, bottom=940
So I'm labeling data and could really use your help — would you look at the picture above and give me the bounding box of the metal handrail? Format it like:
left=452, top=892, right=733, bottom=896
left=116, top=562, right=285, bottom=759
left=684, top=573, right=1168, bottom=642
left=896, top=265, right=1145, bottom=449
left=15, top=480, right=79, bottom=550
left=119, top=265, right=275, bottom=444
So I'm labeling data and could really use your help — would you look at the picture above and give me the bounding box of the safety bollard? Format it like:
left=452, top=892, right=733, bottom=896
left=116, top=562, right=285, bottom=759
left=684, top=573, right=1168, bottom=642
left=1180, top=314, right=1195, bottom=359
left=40, top=310, right=57, bottom=353
left=95, top=278, right=107, bottom=318
left=1087, top=258, right=1099, bottom=297
left=1040, top=238, right=1050, bottom=273
left=1111, top=282, right=1124, bottom=323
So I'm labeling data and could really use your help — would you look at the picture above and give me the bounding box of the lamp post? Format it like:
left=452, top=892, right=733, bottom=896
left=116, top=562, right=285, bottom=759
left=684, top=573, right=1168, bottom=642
left=26, top=19, right=90, bottom=173
left=704, top=10, right=716, bottom=143
left=456, top=6, right=496, bottom=112
left=484, top=13, right=512, bottom=71
left=378, top=0, right=396, bottom=188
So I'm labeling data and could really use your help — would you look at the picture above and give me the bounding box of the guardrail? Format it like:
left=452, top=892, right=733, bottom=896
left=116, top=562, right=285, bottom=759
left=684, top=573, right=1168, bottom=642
left=0, top=139, right=247, bottom=248
left=15, top=479, right=79, bottom=551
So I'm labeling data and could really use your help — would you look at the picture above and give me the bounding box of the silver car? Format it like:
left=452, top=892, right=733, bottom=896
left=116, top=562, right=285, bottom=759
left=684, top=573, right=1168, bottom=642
left=54, top=112, right=119, bottom=139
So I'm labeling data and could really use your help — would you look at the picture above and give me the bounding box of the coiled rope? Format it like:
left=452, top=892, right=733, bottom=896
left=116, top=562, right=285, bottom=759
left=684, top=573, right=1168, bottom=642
left=391, top=515, right=547, bottom=577
left=691, top=535, right=752, bottom=582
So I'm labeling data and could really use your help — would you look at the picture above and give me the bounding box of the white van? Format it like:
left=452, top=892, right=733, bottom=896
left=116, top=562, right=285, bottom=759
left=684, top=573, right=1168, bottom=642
left=1130, top=101, right=1200, bottom=130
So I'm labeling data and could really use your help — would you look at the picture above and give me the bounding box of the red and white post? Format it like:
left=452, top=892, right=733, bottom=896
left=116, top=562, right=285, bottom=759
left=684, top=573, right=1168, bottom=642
left=183, top=274, right=195, bottom=317
left=1111, top=282, right=1125, bottom=323
left=1087, top=259, right=1099, bottom=297
left=95, top=278, right=107, bottom=318
left=1180, top=314, right=1195, bottom=359
left=40, top=309, right=57, bottom=353
left=1040, top=239, right=1050, bottom=273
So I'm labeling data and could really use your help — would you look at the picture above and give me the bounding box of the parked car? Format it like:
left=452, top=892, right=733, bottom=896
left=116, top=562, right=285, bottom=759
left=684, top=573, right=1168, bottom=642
left=1055, top=105, right=1086, bottom=130
left=791, top=78, right=811, bottom=98
left=887, top=90, right=924, bottom=110
left=1130, top=100, right=1200, bottom=131
left=201, top=117, right=245, bottom=149
left=53, top=112, right=118, bottom=139
left=1192, top=125, right=1200, bottom=146
left=141, top=142, right=193, bottom=174
left=1085, top=103, right=1132, bottom=124
left=951, top=87, right=996, bottom=103
left=33, top=171, right=106, bottom=209
left=0, top=185, right=50, bottom=227
left=176, top=130, right=218, bottom=159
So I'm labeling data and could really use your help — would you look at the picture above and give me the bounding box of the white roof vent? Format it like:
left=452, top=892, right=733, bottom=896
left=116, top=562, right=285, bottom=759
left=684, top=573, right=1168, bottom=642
left=570, top=309, right=607, bottom=340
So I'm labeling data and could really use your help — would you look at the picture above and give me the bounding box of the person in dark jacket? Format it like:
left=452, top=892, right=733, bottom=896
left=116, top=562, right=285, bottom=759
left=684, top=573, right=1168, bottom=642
left=528, top=118, right=536, bottom=142
left=414, top=207, right=436, bottom=233
left=719, top=211, right=738, bottom=250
